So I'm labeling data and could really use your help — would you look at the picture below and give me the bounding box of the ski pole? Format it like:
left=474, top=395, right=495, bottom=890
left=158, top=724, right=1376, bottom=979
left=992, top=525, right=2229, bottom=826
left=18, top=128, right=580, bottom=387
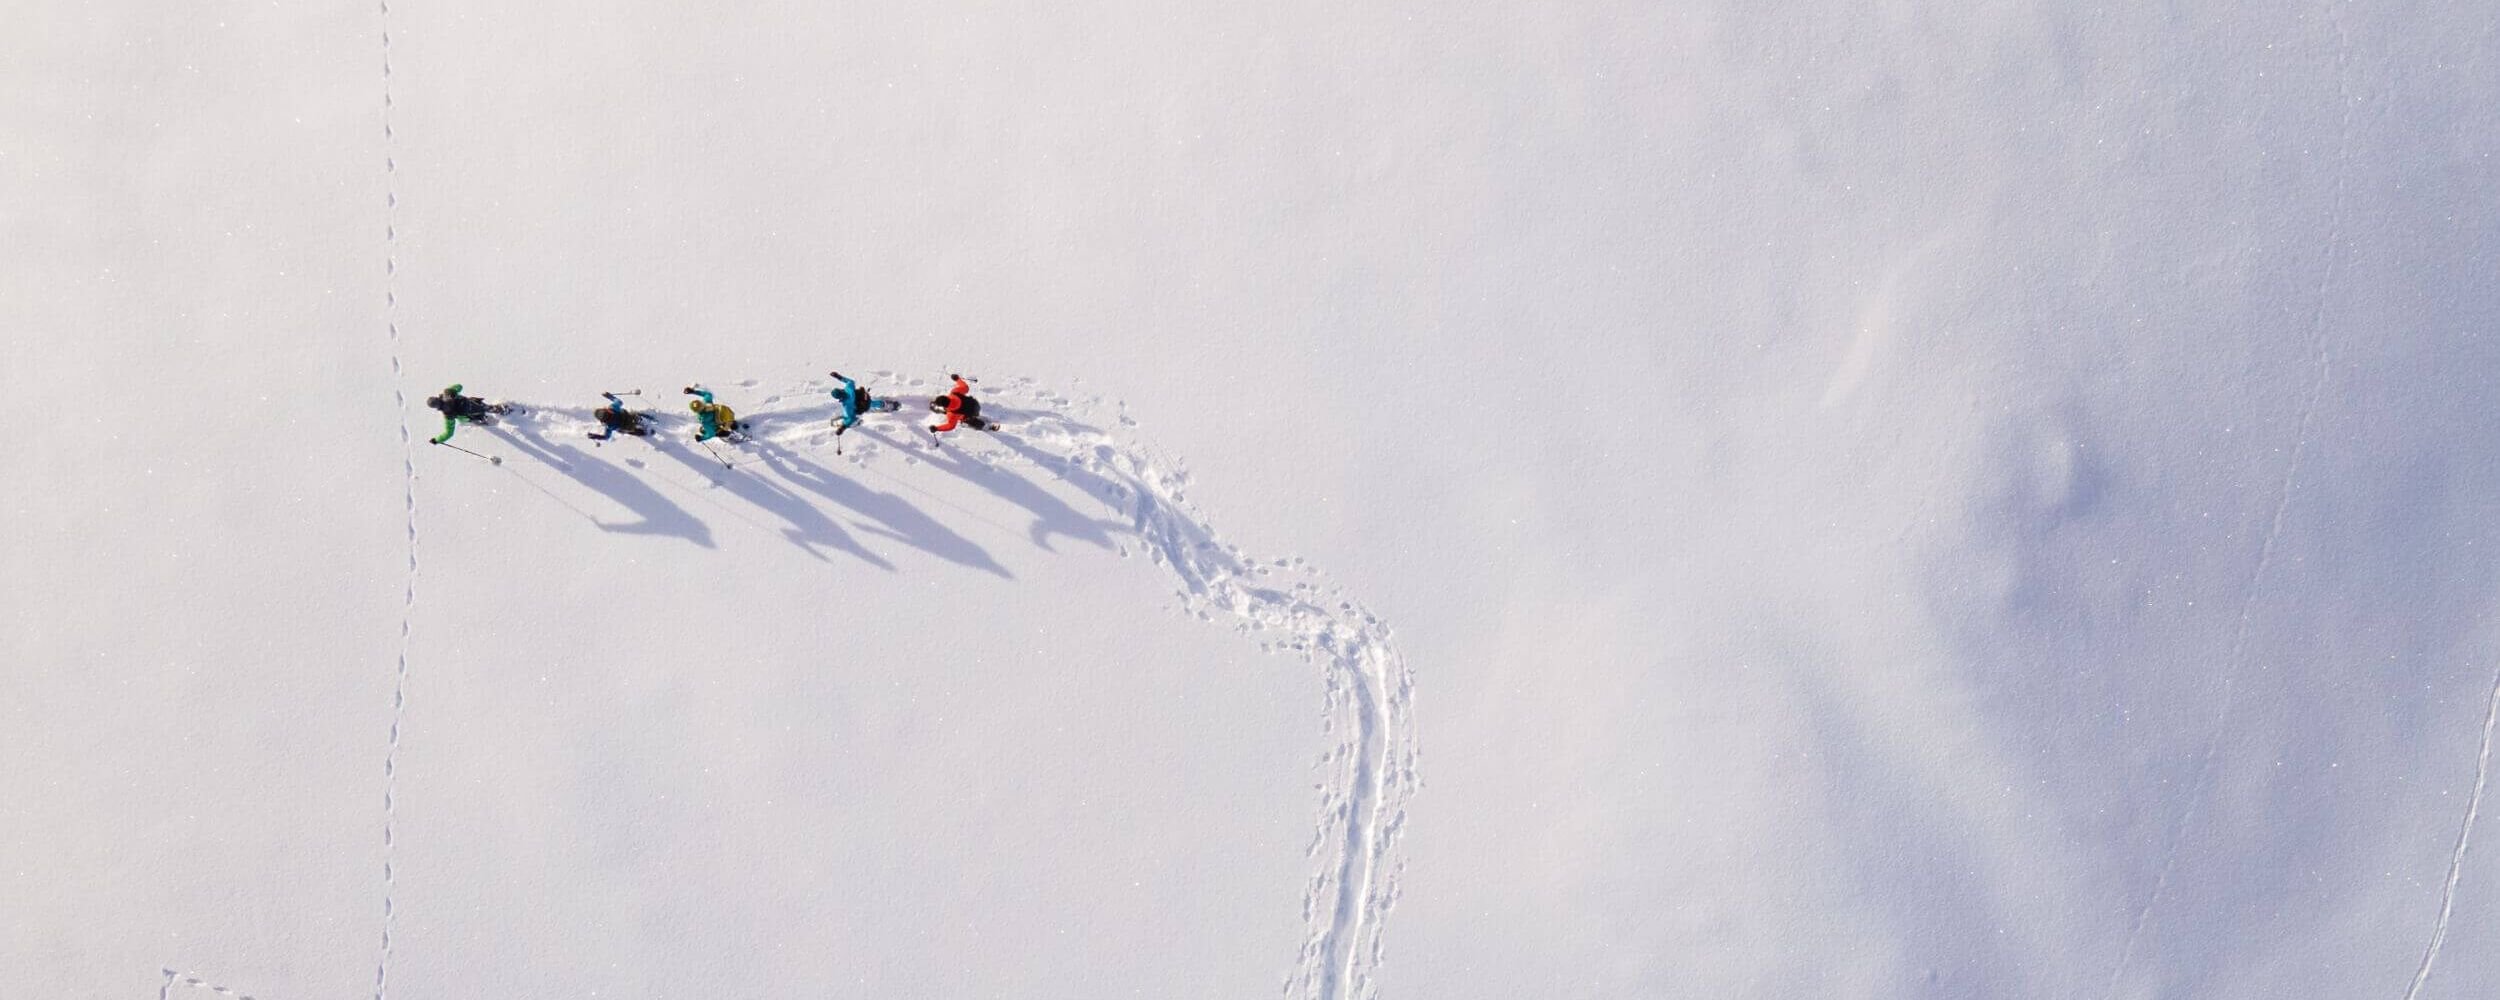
left=700, top=439, right=735, bottom=469
left=440, top=442, right=502, bottom=465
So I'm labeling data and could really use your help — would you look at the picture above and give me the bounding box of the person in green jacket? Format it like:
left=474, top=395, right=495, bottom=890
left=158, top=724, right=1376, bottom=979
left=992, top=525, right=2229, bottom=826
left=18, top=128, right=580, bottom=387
left=425, top=384, right=509, bottom=444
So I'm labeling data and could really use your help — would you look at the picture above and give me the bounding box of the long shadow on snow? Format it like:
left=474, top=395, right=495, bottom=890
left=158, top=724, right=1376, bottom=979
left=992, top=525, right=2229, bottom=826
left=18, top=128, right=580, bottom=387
left=491, top=420, right=716, bottom=548
left=746, top=439, right=1012, bottom=580
left=900, top=429, right=1126, bottom=554
left=977, top=413, right=1296, bottom=605
left=650, top=437, right=894, bottom=571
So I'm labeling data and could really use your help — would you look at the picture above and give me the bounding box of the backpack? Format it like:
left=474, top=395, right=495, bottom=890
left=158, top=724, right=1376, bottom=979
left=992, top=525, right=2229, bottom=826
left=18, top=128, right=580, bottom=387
left=957, top=394, right=981, bottom=419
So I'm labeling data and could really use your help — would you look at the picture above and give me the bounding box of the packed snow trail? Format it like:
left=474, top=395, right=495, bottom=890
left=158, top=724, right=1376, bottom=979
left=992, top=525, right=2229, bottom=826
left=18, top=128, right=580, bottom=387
left=984, top=383, right=1419, bottom=1000
left=485, top=375, right=1417, bottom=998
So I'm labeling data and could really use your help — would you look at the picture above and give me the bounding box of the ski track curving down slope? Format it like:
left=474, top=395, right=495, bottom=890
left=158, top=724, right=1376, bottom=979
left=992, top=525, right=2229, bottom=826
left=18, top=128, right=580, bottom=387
left=2402, top=649, right=2500, bottom=1000
left=477, top=374, right=1418, bottom=999
left=2099, top=13, right=2357, bottom=998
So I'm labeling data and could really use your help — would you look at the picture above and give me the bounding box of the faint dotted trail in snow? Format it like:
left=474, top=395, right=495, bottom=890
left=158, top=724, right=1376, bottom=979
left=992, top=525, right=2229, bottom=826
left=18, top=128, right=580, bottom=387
left=158, top=969, right=260, bottom=1000
left=2404, top=652, right=2500, bottom=1000
left=373, top=3, right=412, bottom=999
left=2100, top=10, right=2355, bottom=997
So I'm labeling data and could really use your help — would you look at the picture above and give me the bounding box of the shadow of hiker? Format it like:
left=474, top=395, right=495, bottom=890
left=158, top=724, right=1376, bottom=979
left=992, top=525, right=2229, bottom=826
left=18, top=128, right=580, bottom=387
left=938, top=417, right=1146, bottom=524
left=900, top=431, right=1126, bottom=554
left=651, top=437, right=894, bottom=571
left=747, top=440, right=1014, bottom=580
left=493, top=418, right=717, bottom=549
left=957, top=411, right=1261, bottom=600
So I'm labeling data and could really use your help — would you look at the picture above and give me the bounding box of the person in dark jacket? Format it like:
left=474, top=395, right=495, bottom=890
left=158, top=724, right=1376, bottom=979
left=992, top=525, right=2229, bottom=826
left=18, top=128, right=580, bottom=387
left=589, top=391, right=652, bottom=442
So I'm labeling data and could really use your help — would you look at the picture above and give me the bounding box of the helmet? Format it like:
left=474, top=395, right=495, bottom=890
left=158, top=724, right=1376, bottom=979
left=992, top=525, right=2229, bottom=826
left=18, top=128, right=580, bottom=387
left=690, top=399, right=705, bottom=412
left=425, top=396, right=444, bottom=411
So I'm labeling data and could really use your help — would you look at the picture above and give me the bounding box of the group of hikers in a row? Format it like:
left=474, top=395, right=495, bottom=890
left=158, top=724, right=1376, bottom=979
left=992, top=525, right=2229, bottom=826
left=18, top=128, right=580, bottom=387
left=424, top=372, right=999, bottom=446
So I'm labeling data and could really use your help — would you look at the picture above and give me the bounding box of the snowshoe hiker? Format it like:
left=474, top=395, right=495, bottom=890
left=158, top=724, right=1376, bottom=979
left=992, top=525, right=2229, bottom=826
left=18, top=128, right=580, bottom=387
left=927, top=374, right=998, bottom=436
left=684, top=386, right=746, bottom=442
left=828, top=370, right=899, bottom=436
left=425, top=383, right=510, bottom=444
left=588, top=391, right=653, bottom=442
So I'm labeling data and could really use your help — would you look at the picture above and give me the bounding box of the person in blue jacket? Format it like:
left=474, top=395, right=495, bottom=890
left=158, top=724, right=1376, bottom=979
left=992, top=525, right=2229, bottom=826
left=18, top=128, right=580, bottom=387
left=827, top=370, right=898, bottom=436
left=683, top=386, right=745, bottom=442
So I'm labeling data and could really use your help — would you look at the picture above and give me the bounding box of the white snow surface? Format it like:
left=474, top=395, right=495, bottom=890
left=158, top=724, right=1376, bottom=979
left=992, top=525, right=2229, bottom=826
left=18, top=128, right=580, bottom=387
left=6, top=2, right=2500, bottom=998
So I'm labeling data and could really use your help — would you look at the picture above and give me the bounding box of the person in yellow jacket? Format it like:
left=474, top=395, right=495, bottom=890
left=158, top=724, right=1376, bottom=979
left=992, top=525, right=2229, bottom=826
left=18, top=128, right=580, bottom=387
left=683, top=386, right=746, bottom=442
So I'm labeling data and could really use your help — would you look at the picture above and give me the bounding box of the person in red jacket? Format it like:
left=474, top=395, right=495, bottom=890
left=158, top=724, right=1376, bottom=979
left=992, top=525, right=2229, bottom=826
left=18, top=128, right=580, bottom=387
left=927, top=374, right=999, bottom=435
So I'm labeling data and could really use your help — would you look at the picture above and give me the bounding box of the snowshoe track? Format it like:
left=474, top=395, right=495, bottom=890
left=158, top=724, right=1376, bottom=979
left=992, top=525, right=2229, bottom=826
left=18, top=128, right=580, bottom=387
left=372, top=2, right=412, bottom=995
left=481, top=375, right=1416, bottom=998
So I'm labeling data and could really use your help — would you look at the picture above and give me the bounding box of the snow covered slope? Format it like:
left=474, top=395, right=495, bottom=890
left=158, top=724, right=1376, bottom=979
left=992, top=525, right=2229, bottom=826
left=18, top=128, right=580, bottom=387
left=410, top=379, right=1415, bottom=997
left=378, top=379, right=1414, bottom=998
left=7, top=1, right=2500, bottom=999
